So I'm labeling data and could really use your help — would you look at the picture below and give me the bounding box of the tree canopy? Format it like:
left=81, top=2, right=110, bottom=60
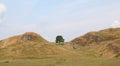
left=55, top=35, right=64, bottom=45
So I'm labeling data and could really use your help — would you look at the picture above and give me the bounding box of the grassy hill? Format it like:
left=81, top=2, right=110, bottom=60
left=66, top=28, right=120, bottom=58
left=0, top=32, right=74, bottom=59
left=0, top=29, right=120, bottom=66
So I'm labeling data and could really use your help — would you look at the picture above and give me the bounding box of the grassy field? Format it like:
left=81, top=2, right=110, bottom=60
left=1, top=45, right=119, bottom=66
left=0, top=58, right=120, bottom=66
left=0, top=40, right=120, bottom=66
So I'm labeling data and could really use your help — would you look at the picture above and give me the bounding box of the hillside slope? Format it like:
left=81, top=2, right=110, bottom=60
left=0, top=32, right=70, bottom=59
left=67, top=28, right=120, bottom=58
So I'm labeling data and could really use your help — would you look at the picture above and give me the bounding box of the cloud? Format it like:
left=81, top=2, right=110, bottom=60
left=112, top=20, right=120, bottom=28
left=0, top=3, right=6, bottom=13
left=0, top=3, right=6, bottom=23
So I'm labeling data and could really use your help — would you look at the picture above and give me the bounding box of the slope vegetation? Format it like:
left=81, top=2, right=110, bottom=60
left=0, top=32, right=70, bottom=59
left=67, top=28, right=120, bottom=58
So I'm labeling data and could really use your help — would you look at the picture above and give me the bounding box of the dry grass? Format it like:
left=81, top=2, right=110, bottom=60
left=0, top=29, right=120, bottom=66
left=0, top=32, right=72, bottom=59
left=67, top=28, right=120, bottom=58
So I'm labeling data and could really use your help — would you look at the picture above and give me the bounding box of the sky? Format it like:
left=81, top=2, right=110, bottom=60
left=0, top=0, right=120, bottom=42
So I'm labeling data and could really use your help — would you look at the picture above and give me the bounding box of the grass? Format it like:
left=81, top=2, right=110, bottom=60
left=0, top=28, right=120, bottom=66
left=0, top=58, right=120, bottom=66
left=0, top=42, right=119, bottom=66
left=60, top=58, right=120, bottom=66
left=0, top=48, right=119, bottom=66
left=74, top=49, right=97, bottom=57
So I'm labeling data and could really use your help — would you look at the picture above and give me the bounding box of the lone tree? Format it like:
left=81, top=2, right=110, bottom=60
left=55, top=35, right=64, bottom=45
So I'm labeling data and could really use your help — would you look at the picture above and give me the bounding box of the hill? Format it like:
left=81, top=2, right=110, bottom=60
left=66, top=28, right=120, bottom=58
left=0, top=32, right=70, bottom=59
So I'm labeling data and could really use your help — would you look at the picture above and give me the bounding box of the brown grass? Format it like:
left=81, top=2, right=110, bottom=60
left=67, top=28, right=120, bottom=58
left=0, top=32, right=73, bottom=59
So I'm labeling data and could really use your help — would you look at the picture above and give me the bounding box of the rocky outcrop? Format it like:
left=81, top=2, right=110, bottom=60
left=21, top=32, right=39, bottom=41
left=21, top=34, right=33, bottom=41
left=84, top=33, right=105, bottom=44
left=20, top=32, right=48, bottom=42
left=70, top=32, right=106, bottom=46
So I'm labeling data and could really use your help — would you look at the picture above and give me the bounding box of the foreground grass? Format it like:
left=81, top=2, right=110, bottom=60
left=0, top=43, right=119, bottom=66
left=0, top=58, right=120, bottom=66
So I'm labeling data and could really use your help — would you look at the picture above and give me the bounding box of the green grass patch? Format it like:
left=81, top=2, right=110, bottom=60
left=0, top=58, right=120, bottom=66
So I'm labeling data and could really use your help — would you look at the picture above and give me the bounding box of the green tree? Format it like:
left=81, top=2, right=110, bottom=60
left=55, top=35, right=64, bottom=45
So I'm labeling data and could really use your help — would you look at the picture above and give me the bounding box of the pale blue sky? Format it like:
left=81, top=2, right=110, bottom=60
left=0, top=0, right=120, bottom=41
